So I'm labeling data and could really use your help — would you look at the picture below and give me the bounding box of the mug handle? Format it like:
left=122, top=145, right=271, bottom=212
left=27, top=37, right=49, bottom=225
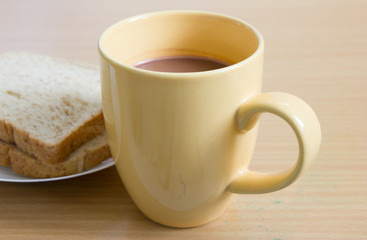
left=228, top=92, right=321, bottom=194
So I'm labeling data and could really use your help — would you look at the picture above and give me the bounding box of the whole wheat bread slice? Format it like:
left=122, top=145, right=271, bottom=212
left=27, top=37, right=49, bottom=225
left=0, top=52, right=105, bottom=165
left=0, top=131, right=110, bottom=178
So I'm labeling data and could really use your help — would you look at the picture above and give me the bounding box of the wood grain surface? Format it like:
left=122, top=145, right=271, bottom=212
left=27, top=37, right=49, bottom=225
left=0, top=0, right=366, bottom=239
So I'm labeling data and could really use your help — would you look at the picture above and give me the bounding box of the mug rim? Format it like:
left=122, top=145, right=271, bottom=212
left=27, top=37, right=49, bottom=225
left=98, top=10, right=264, bottom=77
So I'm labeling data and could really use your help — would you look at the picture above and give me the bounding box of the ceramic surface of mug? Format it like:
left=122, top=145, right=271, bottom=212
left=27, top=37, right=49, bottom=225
left=98, top=11, right=321, bottom=228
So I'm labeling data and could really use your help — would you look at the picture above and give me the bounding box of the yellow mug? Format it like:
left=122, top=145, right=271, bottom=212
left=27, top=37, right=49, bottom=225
left=98, top=11, right=321, bottom=228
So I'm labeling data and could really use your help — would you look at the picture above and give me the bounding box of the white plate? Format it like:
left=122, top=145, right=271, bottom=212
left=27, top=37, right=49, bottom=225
left=0, top=158, right=115, bottom=183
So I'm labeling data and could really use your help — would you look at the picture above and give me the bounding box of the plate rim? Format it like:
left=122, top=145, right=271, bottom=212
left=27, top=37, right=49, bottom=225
left=0, top=158, right=115, bottom=183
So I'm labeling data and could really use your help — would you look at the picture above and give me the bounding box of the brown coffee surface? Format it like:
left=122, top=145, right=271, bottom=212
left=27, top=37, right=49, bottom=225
left=134, top=56, right=229, bottom=73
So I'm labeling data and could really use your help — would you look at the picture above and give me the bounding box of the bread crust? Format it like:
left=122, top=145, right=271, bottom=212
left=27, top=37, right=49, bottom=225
left=0, top=133, right=111, bottom=178
left=0, top=140, right=11, bottom=166
left=0, top=112, right=104, bottom=165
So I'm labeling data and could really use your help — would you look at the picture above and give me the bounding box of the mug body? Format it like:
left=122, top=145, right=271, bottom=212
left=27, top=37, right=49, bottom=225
left=99, top=11, right=264, bottom=227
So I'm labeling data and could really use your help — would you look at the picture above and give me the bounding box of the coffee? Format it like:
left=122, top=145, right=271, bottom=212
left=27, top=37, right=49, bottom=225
left=134, top=56, right=229, bottom=73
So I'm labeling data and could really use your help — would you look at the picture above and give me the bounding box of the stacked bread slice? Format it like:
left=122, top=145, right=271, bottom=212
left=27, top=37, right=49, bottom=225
left=0, top=52, right=111, bottom=178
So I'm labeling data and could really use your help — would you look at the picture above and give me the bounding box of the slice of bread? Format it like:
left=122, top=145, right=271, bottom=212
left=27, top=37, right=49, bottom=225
left=0, top=52, right=105, bottom=165
left=0, top=131, right=111, bottom=178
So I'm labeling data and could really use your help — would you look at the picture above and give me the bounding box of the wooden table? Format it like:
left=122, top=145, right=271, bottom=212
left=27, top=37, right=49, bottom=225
left=1, top=0, right=366, bottom=239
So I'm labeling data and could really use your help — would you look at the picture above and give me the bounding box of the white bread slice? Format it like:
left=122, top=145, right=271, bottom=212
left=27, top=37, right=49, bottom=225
left=0, top=52, right=104, bottom=165
left=0, top=131, right=111, bottom=178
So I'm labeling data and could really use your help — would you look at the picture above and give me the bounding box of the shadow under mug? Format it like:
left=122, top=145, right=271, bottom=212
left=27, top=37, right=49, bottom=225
left=98, top=10, right=321, bottom=228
